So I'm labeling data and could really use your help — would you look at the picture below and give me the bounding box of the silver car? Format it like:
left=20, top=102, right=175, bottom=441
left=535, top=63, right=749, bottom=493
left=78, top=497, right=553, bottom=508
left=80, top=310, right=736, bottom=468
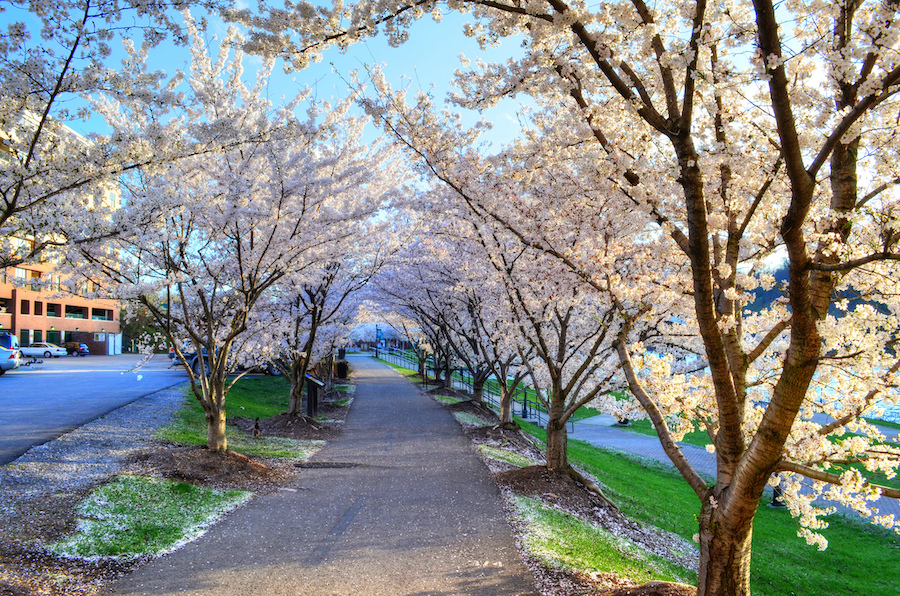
left=20, top=341, right=67, bottom=358
left=0, top=333, right=21, bottom=375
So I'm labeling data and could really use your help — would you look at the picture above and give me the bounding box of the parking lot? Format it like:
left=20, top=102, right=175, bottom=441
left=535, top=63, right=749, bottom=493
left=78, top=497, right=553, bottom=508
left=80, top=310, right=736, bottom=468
left=0, top=354, right=188, bottom=464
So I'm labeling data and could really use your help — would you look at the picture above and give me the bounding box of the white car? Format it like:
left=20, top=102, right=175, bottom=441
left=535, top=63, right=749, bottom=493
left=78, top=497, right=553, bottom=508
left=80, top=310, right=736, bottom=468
left=0, top=333, right=21, bottom=374
left=20, top=341, right=67, bottom=358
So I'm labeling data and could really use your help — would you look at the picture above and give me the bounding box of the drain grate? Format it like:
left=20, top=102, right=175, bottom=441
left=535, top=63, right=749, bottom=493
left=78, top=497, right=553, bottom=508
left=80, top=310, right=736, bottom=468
left=295, top=461, right=364, bottom=469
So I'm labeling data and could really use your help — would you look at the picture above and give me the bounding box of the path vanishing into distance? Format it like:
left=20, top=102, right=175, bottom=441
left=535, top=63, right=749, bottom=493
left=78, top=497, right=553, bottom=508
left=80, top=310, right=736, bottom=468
left=105, top=354, right=539, bottom=596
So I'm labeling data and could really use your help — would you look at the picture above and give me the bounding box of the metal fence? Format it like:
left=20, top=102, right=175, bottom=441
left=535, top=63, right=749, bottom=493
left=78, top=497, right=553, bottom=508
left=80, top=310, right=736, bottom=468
left=377, top=347, right=553, bottom=428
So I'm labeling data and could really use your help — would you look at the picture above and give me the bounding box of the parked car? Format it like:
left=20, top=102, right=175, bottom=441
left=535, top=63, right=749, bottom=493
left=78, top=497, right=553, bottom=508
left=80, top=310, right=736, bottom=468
left=65, top=342, right=90, bottom=356
left=0, top=333, right=21, bottom=375
left=20, top=342, right=67, bottom=358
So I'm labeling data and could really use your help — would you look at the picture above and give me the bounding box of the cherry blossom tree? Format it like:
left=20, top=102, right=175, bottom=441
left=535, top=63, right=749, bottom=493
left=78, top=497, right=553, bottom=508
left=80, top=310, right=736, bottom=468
left=268, top=248, right=391, bottom=417
left=221, top=1, right=900, bottom=592
left=72, top=21, right=402, bottom=452
left=0, top=0, right=198, bottom=269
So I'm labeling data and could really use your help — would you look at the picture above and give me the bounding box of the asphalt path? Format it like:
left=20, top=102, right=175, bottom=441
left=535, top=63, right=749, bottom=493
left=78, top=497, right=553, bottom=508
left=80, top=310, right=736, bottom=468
left=105, top=354, right=538, bottom=596
left=0, top=354, right=187, bottom=465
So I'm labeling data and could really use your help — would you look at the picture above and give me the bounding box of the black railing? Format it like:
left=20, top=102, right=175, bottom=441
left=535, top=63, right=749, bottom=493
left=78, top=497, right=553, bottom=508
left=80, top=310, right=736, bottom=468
left=377, top=347, right=561, bottom=429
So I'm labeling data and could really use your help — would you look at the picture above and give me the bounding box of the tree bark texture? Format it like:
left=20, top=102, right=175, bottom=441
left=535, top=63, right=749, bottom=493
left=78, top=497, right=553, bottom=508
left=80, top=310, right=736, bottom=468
left=697, top=494, right=755, bottom=596
left=546, top=396, right=568, bottom=470
left=499, top=386, right=514, bottom=425
left=206, top=407, right=227, bottom=452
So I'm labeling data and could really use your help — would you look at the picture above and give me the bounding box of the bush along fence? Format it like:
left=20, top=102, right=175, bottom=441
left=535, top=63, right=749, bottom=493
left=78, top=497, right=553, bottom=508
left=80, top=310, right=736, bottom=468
left=376, top=346, right=576, bottom=431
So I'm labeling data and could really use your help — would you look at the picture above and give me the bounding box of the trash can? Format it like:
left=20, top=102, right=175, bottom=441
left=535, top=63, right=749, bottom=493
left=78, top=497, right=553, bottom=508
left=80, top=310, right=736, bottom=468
left=336, top=360, right=349, bottom=379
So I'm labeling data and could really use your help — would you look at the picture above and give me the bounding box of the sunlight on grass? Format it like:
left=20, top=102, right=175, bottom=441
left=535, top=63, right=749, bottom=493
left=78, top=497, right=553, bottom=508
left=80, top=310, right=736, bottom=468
left=156, top=396, right=325, bottom=460
left=377, top=359, right=422, bottom=377
left=453, top=412, right=491, bottom=427
left=50, top=475, right=250, bottom=560
left=434, top=394, right=465, bottom=405
left=511, top=495, right=695, bottom=585
left=515, top=418, right=900, bottom=596
left=225, top=377, right=291, bottom=419
left=476, top=445, right=539, bottom=468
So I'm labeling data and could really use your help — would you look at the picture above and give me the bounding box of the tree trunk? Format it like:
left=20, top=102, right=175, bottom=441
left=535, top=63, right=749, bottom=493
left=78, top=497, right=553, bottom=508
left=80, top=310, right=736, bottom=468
left=443, top=358, right=453, bottom=389
left=472, top=378, right=485, bottom=403
left=697, top=495, right=754, bottom=596
left=206, top=406, right=227, bottom=452
left=499, top=386, right=514, bottom=424
left=546, top=396, right=568, bottom=470
left=287, top=358, right=306, bottom=415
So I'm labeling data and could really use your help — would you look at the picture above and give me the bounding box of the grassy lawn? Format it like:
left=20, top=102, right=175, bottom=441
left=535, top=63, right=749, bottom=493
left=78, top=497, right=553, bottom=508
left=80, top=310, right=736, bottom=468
left=155, top=377, right=325, bottom=459
left=512, top=495, right=695, bottom=585
left=517, top=420, right=900, bottom=596
left=50, top=475, right=250, bottom=560
left=622, top=420, right=900, bottom=490
left=223, top=376, right=292, bottom=418
left=865, top=417, right=900, bottom=432
left=379, top=358, right=424, bottom=379
left=623, top=419, right=712, bottom=448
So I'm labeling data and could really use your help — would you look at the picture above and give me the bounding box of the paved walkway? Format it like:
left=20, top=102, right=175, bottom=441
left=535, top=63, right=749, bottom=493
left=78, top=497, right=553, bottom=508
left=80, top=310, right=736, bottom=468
left=104, top=355, right=538, bottom=596
left=569, top=414, right=900, bottom=520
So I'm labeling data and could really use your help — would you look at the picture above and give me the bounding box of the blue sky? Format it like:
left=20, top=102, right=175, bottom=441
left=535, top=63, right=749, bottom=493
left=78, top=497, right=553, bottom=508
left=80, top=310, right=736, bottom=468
left=4, top=3, right=528, bottom=150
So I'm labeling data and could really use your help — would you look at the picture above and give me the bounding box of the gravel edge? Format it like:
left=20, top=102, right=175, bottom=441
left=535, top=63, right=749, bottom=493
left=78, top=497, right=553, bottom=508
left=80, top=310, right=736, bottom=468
left=0, top=384, right=187, bottom=502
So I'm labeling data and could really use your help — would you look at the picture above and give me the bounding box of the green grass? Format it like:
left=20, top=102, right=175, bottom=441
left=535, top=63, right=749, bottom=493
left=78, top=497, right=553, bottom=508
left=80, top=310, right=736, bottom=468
left=378, top=358, right=423, bottom=378
left=224, top=376, right=291, bottom=419
left=622, top=420, right=900, bottom=490
left=50, top=475, right=250, bottom=560
left=433, top=394, right=465, bottom=405
left=156, top=383, right=325, bottom=459
left=515, top=419, right=900, bottom=596
left=476, top=444, right=540, bottom=468
left=865, top=417, right=900, bottom=432
left=512, top=495, right=695, bottom=585
left=453, top=412, right=492, bottom=427
left=622, top=419, right=712, bottom=448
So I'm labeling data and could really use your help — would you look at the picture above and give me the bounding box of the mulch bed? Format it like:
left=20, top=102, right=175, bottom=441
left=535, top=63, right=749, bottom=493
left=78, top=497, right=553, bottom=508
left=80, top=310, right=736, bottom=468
left=229, top=413, right=342, bottom=441
left=495, top=465, right=613, bottom=517
left=125, top=445, right=296, bottom=494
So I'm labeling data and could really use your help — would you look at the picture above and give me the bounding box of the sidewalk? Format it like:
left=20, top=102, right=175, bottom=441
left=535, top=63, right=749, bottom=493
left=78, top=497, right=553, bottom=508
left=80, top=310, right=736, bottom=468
left=103, top=354, right=538, bottom=596
left=570, top=414, right=900, bottom=520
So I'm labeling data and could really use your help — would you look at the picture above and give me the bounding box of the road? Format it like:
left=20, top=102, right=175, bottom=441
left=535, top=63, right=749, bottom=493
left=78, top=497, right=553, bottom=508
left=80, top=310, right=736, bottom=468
left=0, top=354, right=187, bottom=465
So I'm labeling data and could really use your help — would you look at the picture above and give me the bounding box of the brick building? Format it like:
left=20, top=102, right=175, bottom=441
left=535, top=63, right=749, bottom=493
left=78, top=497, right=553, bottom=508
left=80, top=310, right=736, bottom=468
left=0, top=265, right=121, bottom=355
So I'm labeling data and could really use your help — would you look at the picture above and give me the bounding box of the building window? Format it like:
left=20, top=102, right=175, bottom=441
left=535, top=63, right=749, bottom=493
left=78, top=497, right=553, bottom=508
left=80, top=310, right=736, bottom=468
left=34, top=330, right=42, bottom=343
left=91, top=308, right=113, bottom=321
left=29, top=270, right=41, bottom=291
left=94, top=333, right=106, bottom=342
left=20, top=300, right=30, bottom=315
left=19, top=329, right=29, bottom=347
left=47, top=303, right=60, bottom=318
left=65, top=305, right=87, bottom=319
left=34, top=301, right=43, bottom=316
